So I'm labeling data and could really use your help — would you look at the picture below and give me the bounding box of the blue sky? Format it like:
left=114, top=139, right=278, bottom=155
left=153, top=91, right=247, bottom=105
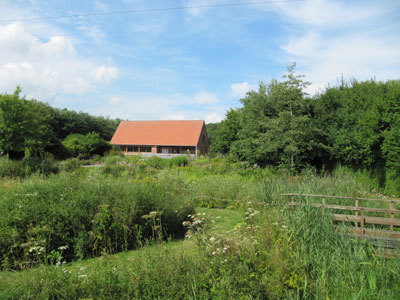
left=0, top=0, right=399, bottom=123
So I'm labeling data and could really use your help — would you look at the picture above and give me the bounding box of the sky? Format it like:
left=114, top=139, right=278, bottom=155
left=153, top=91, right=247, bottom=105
left=0, top=0, right=399, bottom=123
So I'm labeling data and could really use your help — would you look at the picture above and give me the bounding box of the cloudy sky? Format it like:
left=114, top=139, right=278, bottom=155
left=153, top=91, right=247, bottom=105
left=0, top=0, right=399, bottom=123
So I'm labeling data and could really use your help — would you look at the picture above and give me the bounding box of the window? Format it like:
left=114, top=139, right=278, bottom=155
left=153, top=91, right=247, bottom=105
left=141, top=146, right=151, bottom=152
left=162, top=148, right=169, bottom=154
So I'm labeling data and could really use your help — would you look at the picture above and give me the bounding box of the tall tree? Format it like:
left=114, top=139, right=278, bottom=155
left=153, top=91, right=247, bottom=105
left=0, top=88, right=33, bottom=158
left=233, top=64, right=319, bottom=170
left=212, top=109, right=242, bottom=154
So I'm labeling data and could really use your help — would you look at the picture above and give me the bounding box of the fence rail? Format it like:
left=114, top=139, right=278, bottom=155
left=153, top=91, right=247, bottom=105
left=283, top=193, right=400, bottom=240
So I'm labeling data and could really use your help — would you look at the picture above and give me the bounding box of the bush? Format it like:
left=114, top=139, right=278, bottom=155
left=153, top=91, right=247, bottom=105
left=168, top=156, right=188, bottom=167
left=62, top=132, right=110, bottom=159
left=384, top=167, right=400, bottom=197
left=59, top=158, right=81, bottom=172
left=145, top=156, right=164, bottom=169
left=0, top=173, right=194, bottom=269
left=0, top=156, right=59, bottom=178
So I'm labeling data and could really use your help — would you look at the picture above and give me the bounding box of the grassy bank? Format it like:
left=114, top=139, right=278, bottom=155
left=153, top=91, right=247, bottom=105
left=0, top=157, right=399, bottom=299
left=0, top=172, right=194, bottom=269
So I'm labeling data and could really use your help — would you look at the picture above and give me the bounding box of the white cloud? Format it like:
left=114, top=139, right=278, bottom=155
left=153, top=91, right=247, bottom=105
left=0, top=22, right=119, bottom=100
left=77, top=24, right=106, bottom=41
left=278, top=0, right=400, bottom=94
left=94, top=1, right=108, bottom=12
left=184, top=0, right=215, bottom=16
left=282, top=31, right=400, bottom=94
left=89, top=92, right=228, bottom=122
left=91, top=66, right=119, bottom=83
left=192, top=91, right=220, bottom=104
left=276, top=0, right=388, bottom=27
left=230, top=81, right=255, bottom=98
left=204, top=112, right=223, bottom=124
left=41, top=36, right=76, bottom=56
left=109, top=97, right=120, bottom=105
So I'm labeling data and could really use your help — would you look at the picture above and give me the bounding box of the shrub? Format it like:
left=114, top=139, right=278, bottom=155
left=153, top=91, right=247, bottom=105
left=168, top=156, right=188, bottom=167
left=0, top=173, right=194, bottom=269
left=0, top=156, right=59, bottom=178
left=59, top=158, right=81, bottom=172
left=62, top=132, right=110, bottom=159
left=145, top=156, right=164, bottom=169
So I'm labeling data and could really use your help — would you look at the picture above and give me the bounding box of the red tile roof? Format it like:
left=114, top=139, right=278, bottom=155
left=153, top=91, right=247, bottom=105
left=110, top=120, right=205, bottom=146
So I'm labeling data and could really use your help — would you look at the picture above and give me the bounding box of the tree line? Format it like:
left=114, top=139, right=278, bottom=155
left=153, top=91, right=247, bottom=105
left=0, top=87, right=120, bottom=160
left=208, top=64, right=400, bottom=196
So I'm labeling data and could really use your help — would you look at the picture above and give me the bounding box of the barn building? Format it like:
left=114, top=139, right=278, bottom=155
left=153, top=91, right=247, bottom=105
left=110, top=120, right=209, bottom=156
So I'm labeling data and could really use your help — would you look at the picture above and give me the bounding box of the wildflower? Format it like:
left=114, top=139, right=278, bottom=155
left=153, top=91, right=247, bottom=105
left=282, top=225, right=288, bottom=229
left=58, top=245, right=68, bottom=251
left=209, top=237, right=216, bottom=242
left=78, top=275, right=87, bottom=279
left=182, top=221, right=191, bottom=227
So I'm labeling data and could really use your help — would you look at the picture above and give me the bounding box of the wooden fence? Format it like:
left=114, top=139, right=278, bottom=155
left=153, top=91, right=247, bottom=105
left=281, top=193, right=400, bottom=240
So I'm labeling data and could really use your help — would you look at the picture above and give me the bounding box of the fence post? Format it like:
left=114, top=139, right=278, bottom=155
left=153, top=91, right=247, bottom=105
left=390, top=201, right=394, bottom=231
left=322, top=197, right=325, bottom=215
left=360, top=208, right=365, bottom=239
left=355, top=199, right=359, bottom=228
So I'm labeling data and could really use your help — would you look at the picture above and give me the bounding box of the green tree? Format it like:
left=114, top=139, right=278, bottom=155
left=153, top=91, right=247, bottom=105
left=0, top=88, right=29, bottom=158
left=212, top=109, right=242, bottom=154
left=0, top=88, right=59, bottom=159
left=233, top=63, right=319, bottom=170
left=62, top=132, right=110, bottom=159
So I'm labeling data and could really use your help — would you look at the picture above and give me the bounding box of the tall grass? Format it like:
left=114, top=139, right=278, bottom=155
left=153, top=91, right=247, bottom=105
left=0, top=156, right=59, bottom=178
left=2, top=202, right=398, bottom=299
left=0, top=172, right=194, bottom=270
left=1, top=157, right=399, bottom=298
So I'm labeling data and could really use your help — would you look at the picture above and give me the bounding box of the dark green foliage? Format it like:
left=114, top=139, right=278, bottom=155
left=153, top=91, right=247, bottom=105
left=0, top=156, right=59, bottom=178
left=209, top=65, right=400, bottom=194
left=230, top=64, right=323, bottom=170
left=168, top=155, right=189, bottom=167
left=211, top=108, right=241, bottom=154
left=0, top=87, right=119, bottom=160
left=0, top=88, right=56, bottom=158
left=0, top=173, right=194, bottom=269
left=62, top=132, right=110, bottom=159
left=52, top=108, right=120, bottom=141
left=205, top=122, right=220, bottom=146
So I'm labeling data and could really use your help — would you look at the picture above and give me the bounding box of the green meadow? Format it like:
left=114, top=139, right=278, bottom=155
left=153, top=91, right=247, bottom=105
left=0, top=156, right=399, bottom=299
